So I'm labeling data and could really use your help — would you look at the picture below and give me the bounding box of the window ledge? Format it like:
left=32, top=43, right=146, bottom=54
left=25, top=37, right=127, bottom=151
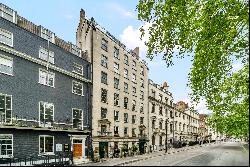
left=0, top=72, right=14, bottom=76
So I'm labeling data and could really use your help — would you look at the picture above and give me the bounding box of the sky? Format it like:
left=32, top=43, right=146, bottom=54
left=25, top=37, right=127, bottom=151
left=1, top=0, right=243, bottom=114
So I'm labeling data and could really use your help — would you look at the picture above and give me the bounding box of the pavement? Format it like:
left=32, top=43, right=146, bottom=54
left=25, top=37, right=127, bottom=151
left=76, top=142, right=220, bottom=166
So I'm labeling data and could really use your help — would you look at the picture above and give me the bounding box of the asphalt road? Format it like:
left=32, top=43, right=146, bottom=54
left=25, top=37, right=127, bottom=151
left=125, top=142, right=249, bottom=166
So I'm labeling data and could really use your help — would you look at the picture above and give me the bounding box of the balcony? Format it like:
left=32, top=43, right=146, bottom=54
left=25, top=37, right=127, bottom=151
left=97, top=131, right=112, bottom=137
left=139, top=124, right=146, bottom=130
left=114, top=133, right=120, bottom=137
left=98, top=118, right=111, bottom=125
left=132, top=133, right=137, bottom=137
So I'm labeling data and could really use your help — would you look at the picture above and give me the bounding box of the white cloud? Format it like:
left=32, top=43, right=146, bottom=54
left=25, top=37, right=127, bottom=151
left=106, top=3, right=134, bottom=19
left=120, top=22, right=151, bottom=59
left=181, top=98, right=212, bottom=114
left=232, top=63, right=243, bottom=73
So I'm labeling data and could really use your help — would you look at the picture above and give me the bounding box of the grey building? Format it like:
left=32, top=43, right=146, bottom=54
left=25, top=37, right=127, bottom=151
left=0, top=3, right=92, bottom=164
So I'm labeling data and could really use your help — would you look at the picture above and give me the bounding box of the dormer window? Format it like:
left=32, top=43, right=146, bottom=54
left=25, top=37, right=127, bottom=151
left=40, top=26, right=54, bottom=43
left=71, top=44, right=81, bottom=57
left=0, top=3, right=16, bottom=23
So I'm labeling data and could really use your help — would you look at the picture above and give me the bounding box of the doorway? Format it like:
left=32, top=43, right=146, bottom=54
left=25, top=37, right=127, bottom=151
left=99, top=142, right=108, bottom=159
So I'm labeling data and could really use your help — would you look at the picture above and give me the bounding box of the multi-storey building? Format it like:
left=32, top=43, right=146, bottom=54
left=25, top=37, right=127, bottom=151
left=175, top=101, right=199, bottom=143
left=199, top=114, right=209, bottom=143
left=0, top=3, right=92, bottom=164
left=148, top=80, right=174, bottom=151
left=76, top=9, right=149, bottom=159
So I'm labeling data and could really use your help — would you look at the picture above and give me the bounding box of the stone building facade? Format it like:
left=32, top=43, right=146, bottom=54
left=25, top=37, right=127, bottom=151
left=0, top=3, right=92, bottom=164
left=76, top=9, right=149, bottom=159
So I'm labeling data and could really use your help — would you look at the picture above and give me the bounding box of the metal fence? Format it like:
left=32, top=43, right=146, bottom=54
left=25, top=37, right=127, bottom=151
left=0, top=153, right=73, bottom=166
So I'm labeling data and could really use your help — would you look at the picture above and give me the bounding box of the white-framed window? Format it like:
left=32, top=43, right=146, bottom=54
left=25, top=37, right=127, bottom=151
left=72, top=80, right=83, bottom=96
left=101, top=71, right=108, bottom=84
left=140, top=78, right=144, bottom=88
left=124, top=82, right=128, bottom=93
left=114, top=110, right=119, bottom=121
left=114, top=93, right=119, bottom=106
left=101, top=107, right=107, bottom=119
left=114, top=62, right=119, bottom=74
left=140, top=91, right=144, bottom=100
left=101, top=54, right=108, bottom=68
left=72, top=108, right=83, bottom=130
left=132, top=73, right=136, bottom=82
left=132, top=100, right=136, bottom=111
left=124, top=54, right=128, bottom=65
left=132, top=115, right=136, bottom=124
left=101, top=88, right=108, bottom=103
left=132, top=60, right=136, bottom=70
left=0, top=55, right=13, bottom=75
left=39, top=47, right=54, bottom=64
left=114, top=126, right=119, bottom=135
left=124, top=97, right=128, bottom=109
left=114, top=77, right=119, bottom=89
left=101, top=38, right=108, bottom=51
left=140, top=103, right=144, bottom=113
left=39, top=135, right=54, bottom=154
left=0, top=28, right=13, bottom=47
left=124, top=69, right=128, bottom=79
left=72, top=63, right=83, bottom=75
left=140, top=66, right=144, bottom=75
left=114, top=47, right=119, bottom=59
left=39, top=101, right=54, bottom=127
left=0, top=93, right=12, bottom=124
left=0, top=4, right=16, bottom=23
left=0, top=134, right=13, bottom=158
left=124, top=113, right=128, bottom=123
left=40, top=26, right=54, bottom=43
left=132, top=87, right=136, bottom=96
left=71, top=44, right=81, bottom=57
left=39, top=69, right=55, bottom=87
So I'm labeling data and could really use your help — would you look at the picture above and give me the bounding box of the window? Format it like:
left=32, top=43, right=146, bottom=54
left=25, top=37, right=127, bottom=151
left=101, top=38, right=108, bottom=51
left=151, top=103, right=155, bottom=113
left=124, top=97, right=128, bottom=109
left=124, top=69, right=128, bottom=79
left=159, top=106, right=163, bottom=115
left=140, top=103, right=144, bottom=113
left=101, top=54, right=108, bottom=68
left=39, top=47, right=54, bottom=64
left=114, top=93, right=119, bottom=106
left=132, top=100, right=136, bottom=111
left=159, top=94, right=163, bottom=101
left=72, top=109, right=83, bottom=129
left=39, top=101, right=54, bottom=127
left=72, top=81, right=83, bottom=96
left=132, top=73, right=136, bottom=82
left=140, top=78, right=144, bottom=88
left=170, top=110, right=173, bottom=118
left=132, top=87, right=136, bottom=96
left=165, top=97, right=169, bottom=104
left=140, top=117, right=144, bottom=124
left=0, top=134, right=13, bottom=157
left=40, top=27, right=54, bottom=43
left=101, top=71, right=108, bottom=84
left=124, top=127, right=128, bottom=135
left=0, top=55, right=13, bottom=75
left=71, top=44, right=81, bottom=57
left=124, top=54, right=128, bottom=65
left=114, top=77, right=119, bottom=89
left=132, top=115, right=136, bottom=124
left=0, top=94, right=11, bottom=124
left=101, top=88, right=107, bottom=103
left=114, top=126, right=119, bottom=135
left=0, top=4, right=15, bottom=23
left=0, top=28, right=13, bottom=47
left=73, top=63, right=83, bottom=75
left=101, top=107, right=107, bottom=119
left=152, top=120, right=155, bottom=129
left=140, top=91, right=144, bottom=100
left=124, top=113, right=128, bottom=123
left=39, top=135, right=54, bottom=154
left=152, top=90, right=156, bottom=98
left=114, top=62, right=119, bottom=74
left=114, top=110, right=119, bottom=121
left=124, top=82, right=128, bottom=93
left=132, top=60, right=136, bottom=70
left=132, top=128, right=136, bottom=136
left=114, top=47, right=119, bottom=59
left=140, top=66, right=144, bottom=75
left=39, top=69, right=55, bottom=87
left=159, top=122, right=163, bottom=129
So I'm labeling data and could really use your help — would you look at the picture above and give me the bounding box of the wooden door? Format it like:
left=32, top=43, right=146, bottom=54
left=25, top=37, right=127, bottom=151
left=73, top=144, right=82, bottom=158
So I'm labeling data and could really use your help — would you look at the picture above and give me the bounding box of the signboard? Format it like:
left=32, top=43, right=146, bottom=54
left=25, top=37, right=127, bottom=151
left=64, top=144, right=70, bottom=152
left=56, top=144, right=62, bottom=152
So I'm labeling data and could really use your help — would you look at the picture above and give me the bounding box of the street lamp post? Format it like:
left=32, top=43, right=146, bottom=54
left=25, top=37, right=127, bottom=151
left=165, top=118, right=169, bottom=153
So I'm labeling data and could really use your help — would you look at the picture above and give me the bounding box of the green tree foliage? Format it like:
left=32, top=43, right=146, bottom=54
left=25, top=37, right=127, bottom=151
left=137, top=0, right=249, bottom=137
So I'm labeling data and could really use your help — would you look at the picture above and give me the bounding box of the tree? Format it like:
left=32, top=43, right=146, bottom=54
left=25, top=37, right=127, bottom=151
left=137, top=0, right=249, bottom=137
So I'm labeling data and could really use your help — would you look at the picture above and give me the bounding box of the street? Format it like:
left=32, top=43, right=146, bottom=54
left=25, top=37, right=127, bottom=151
left=123, top=142, right=249, bottom=166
